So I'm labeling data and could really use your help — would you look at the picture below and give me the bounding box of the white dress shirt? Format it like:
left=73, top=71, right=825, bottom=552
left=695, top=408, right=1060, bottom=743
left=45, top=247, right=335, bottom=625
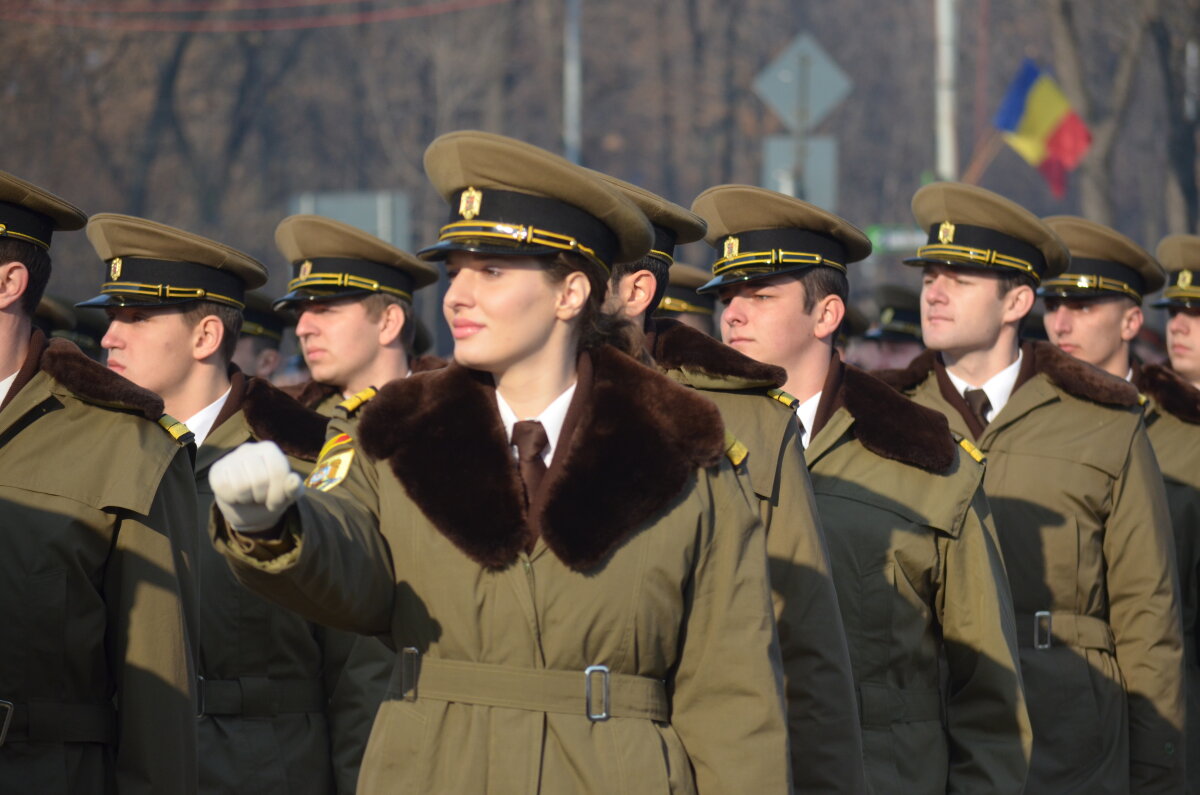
left=495, top=382, right=577, bottom=467
left=183, top=387, right=233, bottom=448
left=945, top=349, right=1024, bottom=423
left=0, top=370, right=17, bottom=408
left=795, top=390, right=822, bottom=449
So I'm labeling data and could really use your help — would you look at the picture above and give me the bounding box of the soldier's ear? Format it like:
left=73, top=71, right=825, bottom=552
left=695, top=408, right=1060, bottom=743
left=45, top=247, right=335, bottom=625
left=1120, top=304, right=1144, bottom=342
left=0, top=261, right=30, bottom=311
left=192, top=313, right=226, bottom=362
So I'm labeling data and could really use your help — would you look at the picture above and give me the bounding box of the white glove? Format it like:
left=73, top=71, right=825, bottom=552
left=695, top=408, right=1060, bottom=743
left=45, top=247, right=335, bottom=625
left=210, top=441, right=304, bottom=534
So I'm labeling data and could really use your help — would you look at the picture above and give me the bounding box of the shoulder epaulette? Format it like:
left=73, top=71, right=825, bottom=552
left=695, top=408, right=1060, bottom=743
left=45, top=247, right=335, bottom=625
left=337, top=386, right=378, bottom=416
left=956, top=435, right=985, bottom=464
left=723, top=429, right=749, bottom=467
left=766, top=387, right=799, bottom=410
left=1138, top=392, right=1149, bottom=406
left=157, top=414, right=195, bottom=446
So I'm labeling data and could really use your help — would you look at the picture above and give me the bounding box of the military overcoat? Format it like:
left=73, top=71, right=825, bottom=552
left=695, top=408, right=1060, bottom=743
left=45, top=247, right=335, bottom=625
left=213, top=346, right=791, bottom=794
left=646, top=318, right=864, bottom=793
left=288, top=355, right=448, bottom=417
left=190, top=370, right=389, bottom=795
left=0, top=332, right=196, bottom=794
left=879, top=341, right=1185, bottom=793
left=808, top=356, right=1029, bottom=793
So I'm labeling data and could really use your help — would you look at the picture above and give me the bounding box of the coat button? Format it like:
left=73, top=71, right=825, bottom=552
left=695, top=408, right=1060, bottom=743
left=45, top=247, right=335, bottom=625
left=1165, top=742, right=1175, bottom=756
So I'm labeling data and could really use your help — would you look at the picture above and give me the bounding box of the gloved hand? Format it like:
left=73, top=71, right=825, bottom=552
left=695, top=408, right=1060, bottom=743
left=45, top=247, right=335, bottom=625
left=210, top=441, right=304, bottom=534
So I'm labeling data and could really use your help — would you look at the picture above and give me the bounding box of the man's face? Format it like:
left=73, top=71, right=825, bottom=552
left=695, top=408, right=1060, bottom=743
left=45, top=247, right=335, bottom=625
left=718, top=274, right=818, bottom=369
left=920, top=265, right=1014, bottom=356
left=102, top=305, right=197, bottom=396
left=1043, top=295, right=1139, bottom=375
left=294, top=297, right=381, bottom=389
left=1167, top=306, right=1200, bottom=383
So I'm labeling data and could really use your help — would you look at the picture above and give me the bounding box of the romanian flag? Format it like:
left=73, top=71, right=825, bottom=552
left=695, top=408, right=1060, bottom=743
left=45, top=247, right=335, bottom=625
left=993, top=59, right=1091, bottom=198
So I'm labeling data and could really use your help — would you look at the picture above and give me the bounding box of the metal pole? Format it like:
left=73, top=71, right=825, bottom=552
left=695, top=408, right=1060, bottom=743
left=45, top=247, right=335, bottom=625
left=935, top=0, right=958, bottom=180
left=563, top=0, right=582, bottom=164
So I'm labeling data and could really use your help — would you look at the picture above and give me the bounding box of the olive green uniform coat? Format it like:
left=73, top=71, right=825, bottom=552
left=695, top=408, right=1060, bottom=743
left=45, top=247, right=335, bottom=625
left=214, top=347, right=792, bottom=794
left=807, top=357, right=1029, bottom=793
left=880, top=342, right=1185, bottom=793
left=647, top=318, right=865, bottom=793
left=289, top=356, right=448, bottom=418
left=1135, top=361, right=1200, bottom=793
left=0, top=332, right=196, bottom=794
left=190, top=370, right=388, bottom=795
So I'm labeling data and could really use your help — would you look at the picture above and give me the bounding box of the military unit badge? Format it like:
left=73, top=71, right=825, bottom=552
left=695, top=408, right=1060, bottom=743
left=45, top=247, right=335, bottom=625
left=306, top=447, right=354, bottom=492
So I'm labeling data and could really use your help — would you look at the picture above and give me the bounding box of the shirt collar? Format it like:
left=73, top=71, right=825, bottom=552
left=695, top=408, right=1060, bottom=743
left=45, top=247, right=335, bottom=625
left=945, top=349, right=1023, bottom=423
left=184, top=386, right=233, bottom=448
left=495, top=382, right=577, bottom=467
left=0, top=370, right=17, bottom=408
left=795, top=390, right=821, bottom=449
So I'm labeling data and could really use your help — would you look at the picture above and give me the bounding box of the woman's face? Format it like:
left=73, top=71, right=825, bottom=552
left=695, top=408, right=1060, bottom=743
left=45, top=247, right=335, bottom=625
left=443, top=251, right=586, bottom=374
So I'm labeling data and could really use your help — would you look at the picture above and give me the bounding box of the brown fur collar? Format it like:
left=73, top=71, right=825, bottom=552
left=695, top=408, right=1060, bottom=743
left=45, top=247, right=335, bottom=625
left=289, top=379, right=342, bottom=410
left=241, top=374, right=329, bottom=461
left=411, top=354, right=448, bottom=374
left=1137, top=363, right=1200, bottom=424
left=829, top=359, right=955, bottom=473
left=648, top=318, right=786, bottom=387
left=875, top=342, right=1139, bottom=408
left=357, top=345, right=726, bottom=571
left=41, top=336, right=165, bottom=419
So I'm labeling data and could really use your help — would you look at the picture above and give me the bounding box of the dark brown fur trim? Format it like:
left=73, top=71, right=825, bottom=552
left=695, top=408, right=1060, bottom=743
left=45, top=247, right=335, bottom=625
left=288, top=379, right=342, bottom=410
left=842, top=363, right=956, bottom=473
left=411, top=354, right=448, bottom=374
left=41, top=337, right=164, bottom=419
left=242, top=376, right=330, bottom=461
left=872, top=348, right=941, bottom=393
left=358, top=346, right=726, bottom=571
left=1137, top=363, right=1200, bottom=424
left=650, top=318, right=786, bottom=387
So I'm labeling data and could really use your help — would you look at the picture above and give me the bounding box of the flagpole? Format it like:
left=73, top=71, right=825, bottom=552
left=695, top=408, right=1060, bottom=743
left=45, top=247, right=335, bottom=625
left=934, top=0, right=958, bottom=180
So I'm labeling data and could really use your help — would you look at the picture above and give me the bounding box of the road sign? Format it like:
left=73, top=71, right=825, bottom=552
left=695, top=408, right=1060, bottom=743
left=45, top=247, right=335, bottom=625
left=762, top=135, right=838, bottom=210
left=753, top=34, right=852, bottom=132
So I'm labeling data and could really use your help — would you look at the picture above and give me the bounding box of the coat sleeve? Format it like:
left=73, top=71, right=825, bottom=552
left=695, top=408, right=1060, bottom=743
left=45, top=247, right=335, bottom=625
left=317, top=628, right=392, bottom=795
left=212, top=425, right=397, bottom=637
left=936, top=473, right=1031, bottom=793
left=762, top=420, right=866, bottom=793
left=670, top=460, right=792, bottom=794
left=1105, top=423, right=1186, bottom=791
left=107, top=447, right=198, bottom=795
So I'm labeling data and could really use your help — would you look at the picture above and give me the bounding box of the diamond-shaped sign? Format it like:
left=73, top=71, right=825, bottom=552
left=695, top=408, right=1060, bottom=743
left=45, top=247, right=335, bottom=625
left=754, top=34, right=852, bottom=132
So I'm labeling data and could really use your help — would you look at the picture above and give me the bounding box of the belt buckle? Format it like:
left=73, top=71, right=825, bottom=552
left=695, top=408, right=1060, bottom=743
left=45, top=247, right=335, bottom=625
left=584, top=664, right=610, bottom=722
left=0, top=700, right=13, bottom=747
left=1034, top=611, right=1053, bottom=650
left=401, top=647, right=419, bottom=703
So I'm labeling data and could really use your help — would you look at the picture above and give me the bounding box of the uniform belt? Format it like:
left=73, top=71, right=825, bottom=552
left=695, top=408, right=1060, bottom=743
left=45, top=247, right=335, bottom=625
left=0, top=700, right=117, bottom=746
left=399, top=650, right=669, bottom=722
left=857, top=684, right=941, bottom=728
left=197, top=676, right=326, bottom=717
left=1016, top=612, right=1114, bottom=652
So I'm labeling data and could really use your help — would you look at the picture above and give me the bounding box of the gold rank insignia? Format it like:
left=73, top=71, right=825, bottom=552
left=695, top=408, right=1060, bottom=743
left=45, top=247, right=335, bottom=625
left=298, top=260, right=313, bottom=279
left=938, top=221, right=956, bottom=244
left=723, top=236, right=739, bottom=258
left=459, top=186, right=482, bottom=221
left=881, top=307, right=895, bottom=325
left=109, top=257, right=122, bottom=280
left=1180, top=269, right=1193, bottom=289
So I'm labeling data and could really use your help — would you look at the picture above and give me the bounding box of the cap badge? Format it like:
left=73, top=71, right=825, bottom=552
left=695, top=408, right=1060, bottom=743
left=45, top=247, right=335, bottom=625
left=880, top=307, right=895, bottom=325
left=723, top=236, right=740, bottom=259
left=1180, top=269, right=1193, bottom=289
left=938, top=221, right=956, bottom=245
left=109, top=257, right=122, bottom=280
left=299, top=260, right=313, bottom=279
left=459, top=186, right=483, bottom=221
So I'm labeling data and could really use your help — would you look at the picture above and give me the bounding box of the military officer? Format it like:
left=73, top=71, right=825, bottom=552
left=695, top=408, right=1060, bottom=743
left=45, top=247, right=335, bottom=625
left=77, top=214, right=386, bottom=795
left=0, top=172, right=197, bottom=794
left=1139, top=234, right=1200, bottom=791
left=273, top=216, right=442, bottom=415
left=232, top=291, right=288, bottom=379
left=863, top=284, right=925, bottom=369
left=653, top=262, right=717, bottom=335
left=878, top=183, right=1185, bottom=793
left=694, top=184, right=1030, bottom=794
left=596, top=172, right=866, bottom=793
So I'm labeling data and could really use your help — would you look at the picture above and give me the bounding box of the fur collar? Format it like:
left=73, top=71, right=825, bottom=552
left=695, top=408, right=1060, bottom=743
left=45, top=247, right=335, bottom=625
left=411, top=354, right=448, bottom=374
left=875, top=341, right=1139, bottom=408
left=41, top=336, right=165, bottom=419
left=827, top=358, right=955, bottom=473
left=289, top=379, right=342, bottom=410
left=357, top=345, right=726, bottom=571
left=1137, top=363, right=1200, bottom=424
left=241, top=374, right=329, bottom=461
left=648, top=318, right=786, bottom=387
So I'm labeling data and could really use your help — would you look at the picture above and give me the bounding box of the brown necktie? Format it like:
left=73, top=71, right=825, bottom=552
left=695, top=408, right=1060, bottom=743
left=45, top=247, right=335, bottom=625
left=964, top=388, right=992, bottom=428
left=512, top=420, right=549, bottom=507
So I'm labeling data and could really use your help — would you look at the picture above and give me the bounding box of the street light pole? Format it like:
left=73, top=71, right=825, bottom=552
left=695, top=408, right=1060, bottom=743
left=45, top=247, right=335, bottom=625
left=935, top=0, right=958, bottom=180
left=563, top=0, right=582, bottom=164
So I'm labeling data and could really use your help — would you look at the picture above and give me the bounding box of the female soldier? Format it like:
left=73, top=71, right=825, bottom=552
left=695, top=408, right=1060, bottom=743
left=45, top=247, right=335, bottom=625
left=207, top=131, right=791, bottom=794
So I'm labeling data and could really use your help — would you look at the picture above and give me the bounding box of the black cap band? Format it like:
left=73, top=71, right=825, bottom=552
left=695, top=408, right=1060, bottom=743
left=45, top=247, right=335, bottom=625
left=288, top=257, right=416, bottom=300
left=648, top=223, right=678, bottom=266
left=910, top=222, right=1047, bottom=280
left=1041, top=257, right=1146, bottom=301
left=713, top=228, right=848, bottom=277
left=865, top=307, right=922, bottom=341
left=241, top=306, right=286, bottom=341
left=658, top=282, right=715, bottom=315
left=0, top=200, right=55, bottom=250
left=99, top=256, right=245, bottom=308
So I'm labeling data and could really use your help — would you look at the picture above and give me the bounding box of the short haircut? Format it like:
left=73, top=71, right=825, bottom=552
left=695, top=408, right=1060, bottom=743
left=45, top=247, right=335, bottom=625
left=996, top=270, right=1038, bottom=299
left=610, top=256, right=670, bottom=317
left=0, top=237, right=52, bottom=315
left=360, top=292, right=418, bottom=354
left=796, top=266, right=849, bottom=310
left=182, top=301, right=243, bottom=364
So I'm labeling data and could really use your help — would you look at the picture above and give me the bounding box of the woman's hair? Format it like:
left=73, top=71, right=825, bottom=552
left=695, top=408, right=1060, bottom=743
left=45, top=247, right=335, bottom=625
left=542, top=252, right=640, bottom=357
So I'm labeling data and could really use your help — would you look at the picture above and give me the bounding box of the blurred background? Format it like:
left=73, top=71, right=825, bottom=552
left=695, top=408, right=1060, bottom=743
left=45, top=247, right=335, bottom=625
left=5, top=0, right=1197, bottom=355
